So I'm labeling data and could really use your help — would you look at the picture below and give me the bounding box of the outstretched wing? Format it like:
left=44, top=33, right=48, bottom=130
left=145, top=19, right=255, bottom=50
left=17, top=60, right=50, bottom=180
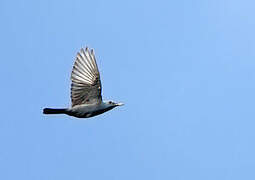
left=71, top=47, right=102, bottom=107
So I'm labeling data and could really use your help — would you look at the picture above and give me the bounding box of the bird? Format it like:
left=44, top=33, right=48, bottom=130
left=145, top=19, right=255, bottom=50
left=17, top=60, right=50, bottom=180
left=43, top=47, right=124, bottom=118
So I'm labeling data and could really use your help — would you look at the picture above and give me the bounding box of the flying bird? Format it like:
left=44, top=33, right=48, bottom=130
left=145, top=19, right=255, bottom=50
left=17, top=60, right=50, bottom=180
left=43, top=47, right=123, bottom=118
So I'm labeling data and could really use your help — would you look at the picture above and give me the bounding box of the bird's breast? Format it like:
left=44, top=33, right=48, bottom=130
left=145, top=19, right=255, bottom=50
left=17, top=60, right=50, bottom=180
left=66, top=104, right=94, bottom=118
left=66, top=104, right=113, bottom=118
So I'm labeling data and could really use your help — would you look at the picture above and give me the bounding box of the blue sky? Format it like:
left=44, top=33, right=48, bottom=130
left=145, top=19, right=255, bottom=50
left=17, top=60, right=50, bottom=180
left=1, top=0, right=255, bottom=179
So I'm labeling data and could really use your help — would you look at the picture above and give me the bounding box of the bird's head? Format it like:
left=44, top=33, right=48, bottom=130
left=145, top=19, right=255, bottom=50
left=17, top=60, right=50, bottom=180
left=104, top=100, right=124, bottom=107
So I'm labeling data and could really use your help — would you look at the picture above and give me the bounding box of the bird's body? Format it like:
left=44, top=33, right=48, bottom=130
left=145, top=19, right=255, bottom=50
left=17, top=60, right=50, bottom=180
left=68, top=102, right=115, bottom=118
left=43, top=47, right=123, bottom=118
left=44, top=101, right=121, bottom=118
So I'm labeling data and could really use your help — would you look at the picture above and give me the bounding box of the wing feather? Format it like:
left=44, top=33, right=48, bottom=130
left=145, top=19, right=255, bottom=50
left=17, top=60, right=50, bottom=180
left=71, top=47, right=102, bottom=107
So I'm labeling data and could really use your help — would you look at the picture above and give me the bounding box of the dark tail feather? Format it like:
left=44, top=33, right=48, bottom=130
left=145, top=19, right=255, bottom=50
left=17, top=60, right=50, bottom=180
left=43, top=108, right=67, bottom=114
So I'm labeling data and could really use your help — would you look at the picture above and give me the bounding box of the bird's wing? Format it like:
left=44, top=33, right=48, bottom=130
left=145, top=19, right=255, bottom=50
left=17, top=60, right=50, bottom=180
left=71, top=47, right=102, bottom=107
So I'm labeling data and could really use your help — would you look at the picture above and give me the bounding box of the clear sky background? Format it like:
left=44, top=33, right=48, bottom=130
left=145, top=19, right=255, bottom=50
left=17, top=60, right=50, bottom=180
left=1, top=0, right=255, bottom=179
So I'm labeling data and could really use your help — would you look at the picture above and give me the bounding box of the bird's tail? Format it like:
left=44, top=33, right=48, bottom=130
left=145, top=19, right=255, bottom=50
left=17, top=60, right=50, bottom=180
left=43, top=108, right=67, bottom=114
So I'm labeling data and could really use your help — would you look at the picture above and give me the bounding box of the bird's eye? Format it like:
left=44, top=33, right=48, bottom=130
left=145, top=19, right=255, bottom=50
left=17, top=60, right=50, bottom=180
left=109, top=101, right=113, bottom=104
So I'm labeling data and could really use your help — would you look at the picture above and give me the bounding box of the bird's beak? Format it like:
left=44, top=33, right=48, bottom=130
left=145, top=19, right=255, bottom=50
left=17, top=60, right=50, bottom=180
left=116, top=102, right=124, bottom=106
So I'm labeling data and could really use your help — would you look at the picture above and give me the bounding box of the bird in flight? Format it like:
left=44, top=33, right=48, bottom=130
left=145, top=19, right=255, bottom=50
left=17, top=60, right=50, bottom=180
left=43, top=47, right=124, bottom=118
